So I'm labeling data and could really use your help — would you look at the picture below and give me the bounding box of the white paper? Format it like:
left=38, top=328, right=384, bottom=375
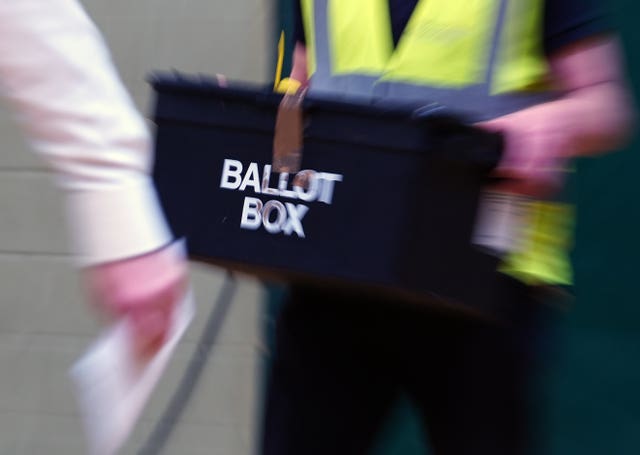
left=472, top=191, right=530, bottom=256
left=70, top=248, right=194, bottom=455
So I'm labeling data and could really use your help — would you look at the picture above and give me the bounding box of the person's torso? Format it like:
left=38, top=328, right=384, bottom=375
left=300, top=0, right=555, bottom=120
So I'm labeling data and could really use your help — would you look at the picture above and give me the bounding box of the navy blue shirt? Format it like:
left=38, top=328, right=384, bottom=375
left=293, top=0, right=612, bottom=55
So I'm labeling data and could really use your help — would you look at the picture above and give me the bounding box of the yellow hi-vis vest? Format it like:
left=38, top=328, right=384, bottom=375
left=300, top=0, right=573, bottom=285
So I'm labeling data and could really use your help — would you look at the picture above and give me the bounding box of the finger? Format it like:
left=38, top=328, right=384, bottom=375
left=128, top=298, right=174, bottom=361
left=475, top=116, right=511, bottom=132
left=490, top=179, right=547, bottom=197
left=125, top=279, right=185, bottom=359
left=490, top=167, right=564, bottom=197
left=492, top=129, right=549, bottom=181
left=216, top=73, right=228, bottom=87
left=492, top=138, right=526, bottom=178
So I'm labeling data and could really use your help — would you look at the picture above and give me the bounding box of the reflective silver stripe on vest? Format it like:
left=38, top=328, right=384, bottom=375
left=311, top=0, right=334, bottom=92
left=310, top=0, right=557, bottom=120
left=371, top=80, right=557, bottom=121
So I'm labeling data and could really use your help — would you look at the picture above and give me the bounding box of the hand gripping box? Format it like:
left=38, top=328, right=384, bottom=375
left=150, top=73, right=521, bottom=319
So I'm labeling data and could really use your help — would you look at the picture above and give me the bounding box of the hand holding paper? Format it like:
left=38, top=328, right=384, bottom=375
left=71, top=241, right=194, bottom=455
left=83, top=241, right=189, bottom=361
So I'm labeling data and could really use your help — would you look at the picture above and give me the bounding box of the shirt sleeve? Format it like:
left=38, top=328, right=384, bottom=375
left=544, top=0, right=614, bottom=55
left=0, top=1, right=172, bottom=266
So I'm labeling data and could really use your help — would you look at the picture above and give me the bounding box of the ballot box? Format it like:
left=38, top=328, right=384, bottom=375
left=150, top=73, right=521, bottom=319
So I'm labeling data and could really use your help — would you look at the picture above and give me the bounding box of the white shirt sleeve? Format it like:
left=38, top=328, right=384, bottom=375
left=0, top=0, right=172, bottom=266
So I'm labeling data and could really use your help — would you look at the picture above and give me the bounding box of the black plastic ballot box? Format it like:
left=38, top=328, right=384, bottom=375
left=150, top=73, right=520, bottom=319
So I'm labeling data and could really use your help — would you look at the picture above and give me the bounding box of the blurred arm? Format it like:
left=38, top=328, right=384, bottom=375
left=0, top=0, right=171, bottom=265
left=0, top=1, right=186, bottom=357
left=548, top=35, right=635, bottom=156
left=480, top=35, right=636, bottom=195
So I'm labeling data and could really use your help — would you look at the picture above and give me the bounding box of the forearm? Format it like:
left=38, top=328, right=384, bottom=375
left=549, top=35, right=636, bottom=157
left=518, top=80, right=634, bottom=159
left=477, top=35, right=635, bottom=195
left=0, top=1, right=171, bottom=265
